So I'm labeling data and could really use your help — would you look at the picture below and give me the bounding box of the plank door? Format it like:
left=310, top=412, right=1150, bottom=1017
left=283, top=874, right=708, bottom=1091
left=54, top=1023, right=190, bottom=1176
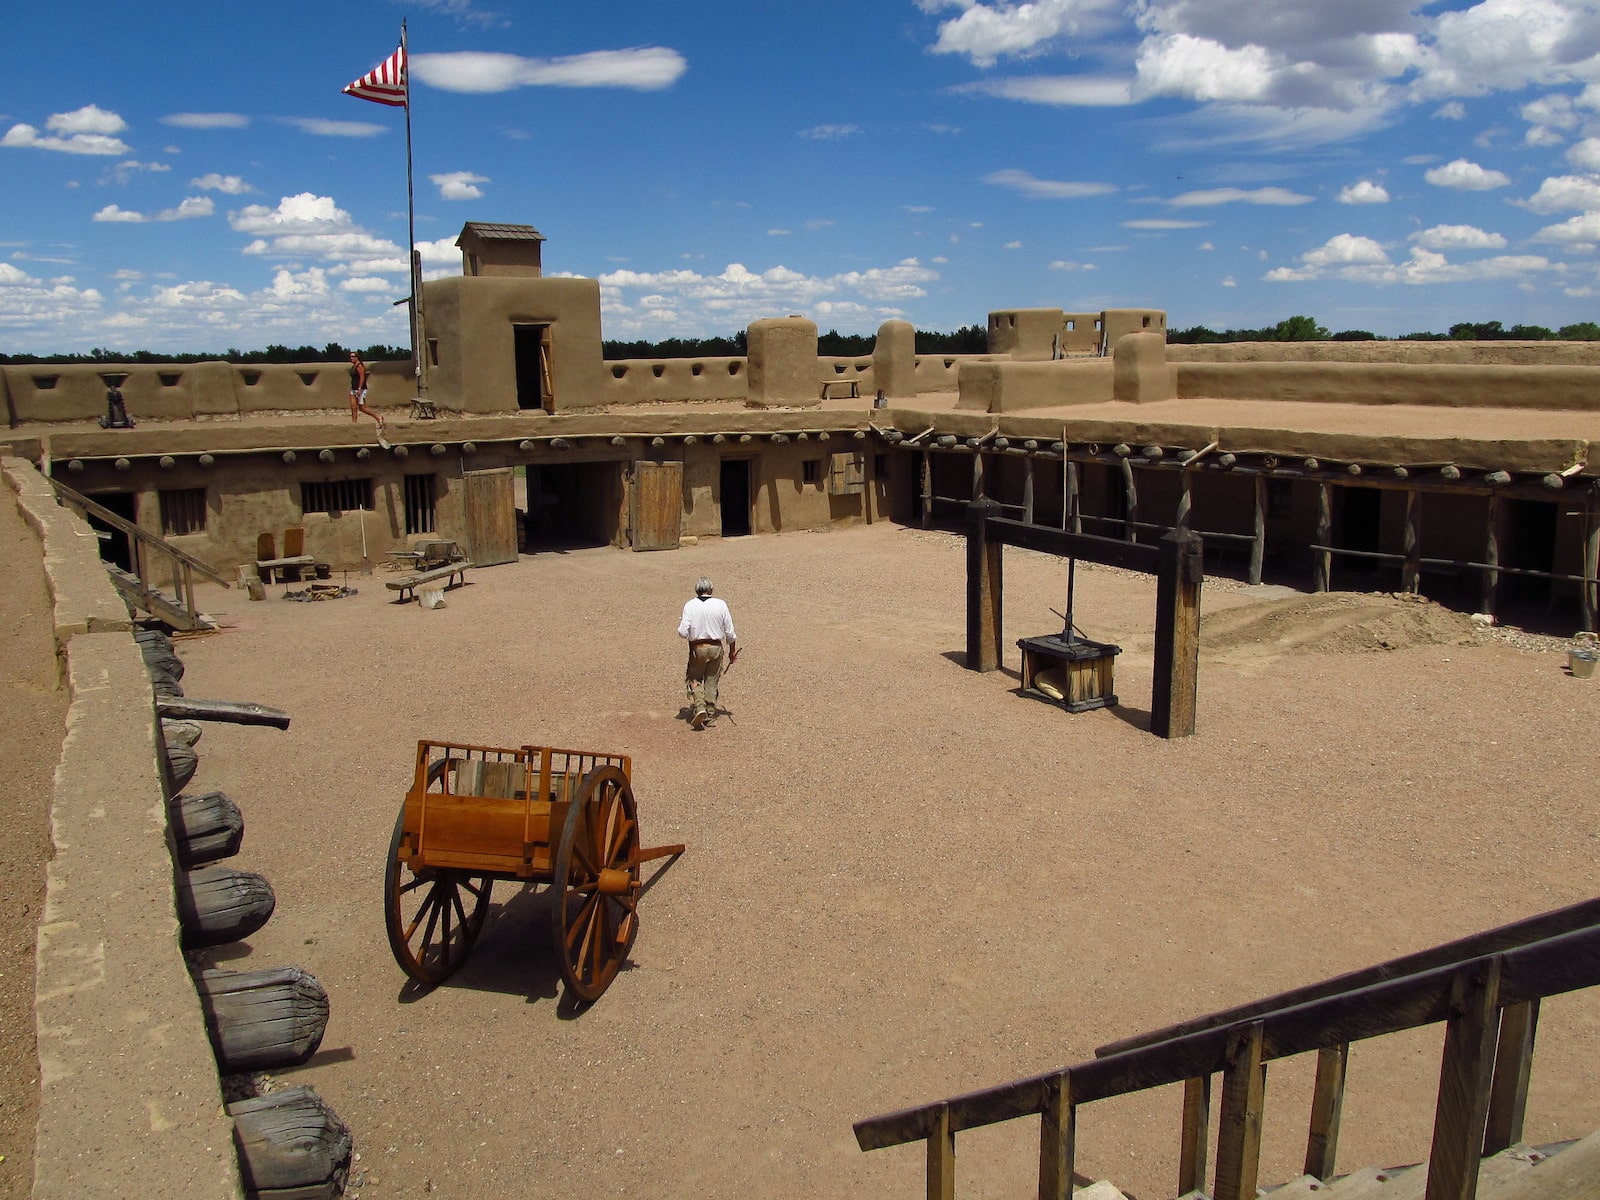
left=463, top=468, right=519, bottom=566
left=630, top=460, right=683, bottom=551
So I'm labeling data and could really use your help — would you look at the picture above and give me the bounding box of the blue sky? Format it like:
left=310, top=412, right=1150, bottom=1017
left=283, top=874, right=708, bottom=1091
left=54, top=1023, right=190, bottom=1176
left=7, top=0, right=1600, bottom=352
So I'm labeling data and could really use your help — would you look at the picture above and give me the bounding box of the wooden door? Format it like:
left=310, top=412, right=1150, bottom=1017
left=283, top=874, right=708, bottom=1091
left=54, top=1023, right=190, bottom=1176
left=463, top=468, right=518, bottom=566
left=630, top=461, right=682, bottom=551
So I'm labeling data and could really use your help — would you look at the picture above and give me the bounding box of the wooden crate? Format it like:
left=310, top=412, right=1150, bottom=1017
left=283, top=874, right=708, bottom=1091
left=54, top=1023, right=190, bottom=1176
left=1017, top=634, right=1121, bottom=713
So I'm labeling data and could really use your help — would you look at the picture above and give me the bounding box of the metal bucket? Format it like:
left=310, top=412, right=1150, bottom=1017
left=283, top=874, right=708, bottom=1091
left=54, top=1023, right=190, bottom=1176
left=315, top=562, right=332, bottom=580
left=1570, top=649, right=1597, bottom=678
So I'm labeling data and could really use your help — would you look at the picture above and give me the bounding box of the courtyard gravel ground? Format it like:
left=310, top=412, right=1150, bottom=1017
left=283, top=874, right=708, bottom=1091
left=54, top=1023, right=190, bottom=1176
left=19, top=521, right=1600, bottom=1200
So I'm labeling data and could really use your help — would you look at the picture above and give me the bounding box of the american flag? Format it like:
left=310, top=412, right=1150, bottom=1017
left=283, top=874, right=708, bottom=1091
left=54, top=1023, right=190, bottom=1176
left=343, top=45, right=407, bottom=107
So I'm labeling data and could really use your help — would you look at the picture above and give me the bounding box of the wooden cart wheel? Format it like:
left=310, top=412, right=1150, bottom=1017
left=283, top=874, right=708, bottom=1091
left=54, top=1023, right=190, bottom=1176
left=384, top=803, right=493, bottom=985
left=551, top=765, right=641, bottom=1001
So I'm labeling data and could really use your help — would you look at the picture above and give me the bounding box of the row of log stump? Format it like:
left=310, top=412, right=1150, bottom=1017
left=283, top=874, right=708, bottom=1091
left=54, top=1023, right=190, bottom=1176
left=138, top=627, right=353, bottom=1200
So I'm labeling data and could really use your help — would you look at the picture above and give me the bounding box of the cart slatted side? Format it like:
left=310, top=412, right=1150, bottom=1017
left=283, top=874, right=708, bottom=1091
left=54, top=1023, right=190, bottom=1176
left=400, top=741, right=630, bottom=880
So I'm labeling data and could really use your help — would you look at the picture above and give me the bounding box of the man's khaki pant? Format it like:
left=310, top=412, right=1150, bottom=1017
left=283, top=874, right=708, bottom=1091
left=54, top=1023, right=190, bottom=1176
left=685, top=643, right=724, bottom=718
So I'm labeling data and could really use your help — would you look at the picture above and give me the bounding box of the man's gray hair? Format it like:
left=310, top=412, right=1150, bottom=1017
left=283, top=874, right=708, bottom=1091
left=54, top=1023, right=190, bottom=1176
left=695, top=577, right=713, bottom=596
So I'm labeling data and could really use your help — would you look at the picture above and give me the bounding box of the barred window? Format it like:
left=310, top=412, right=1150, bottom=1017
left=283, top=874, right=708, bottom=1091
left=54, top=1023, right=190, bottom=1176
left=802, top=459, right=821, bottom=485
left=404, top=473, right=436, bottom=535
left=301, top=478, right=373, bottom=516
left=159, top=487, right=207, bottom=536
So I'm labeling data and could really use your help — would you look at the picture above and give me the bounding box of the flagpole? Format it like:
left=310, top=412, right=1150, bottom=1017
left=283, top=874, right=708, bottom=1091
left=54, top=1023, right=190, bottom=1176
left=402, top=18, right=428, bottom=401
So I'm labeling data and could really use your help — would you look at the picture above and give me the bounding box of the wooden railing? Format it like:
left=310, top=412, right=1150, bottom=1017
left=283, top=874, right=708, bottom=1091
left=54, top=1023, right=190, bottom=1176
left=852, top=898, right=1600, bottom=1200
left=49, top=477, right=229, bottom=629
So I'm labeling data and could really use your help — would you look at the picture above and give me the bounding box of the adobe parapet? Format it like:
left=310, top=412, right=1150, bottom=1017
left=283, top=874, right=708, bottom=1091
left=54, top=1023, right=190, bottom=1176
left=987, top=308, right=1167, bottom=360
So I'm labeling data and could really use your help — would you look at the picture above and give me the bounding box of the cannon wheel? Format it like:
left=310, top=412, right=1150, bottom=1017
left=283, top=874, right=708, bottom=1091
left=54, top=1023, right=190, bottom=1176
left=551, top=765, right=641, bottom=1001
left=384, top=768, right=494, bottom=985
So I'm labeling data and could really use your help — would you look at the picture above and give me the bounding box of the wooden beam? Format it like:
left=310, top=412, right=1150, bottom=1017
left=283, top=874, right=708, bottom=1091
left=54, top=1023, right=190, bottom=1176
left=1122, top=456, right=1138, bottom=544
left=920, top=451, right=932, bottom=529
left=1214, top=1023, right=1266, bottom=1200
left=1152, top=527, right=1203, bottom=739
left=1038, top=1072, right=1075, bottom=1200
left=966, top=498, right=1004, bottom=672
left=1249, top=475, right=1266, bottom=586
left=928, top=1103, right=955, bottom=1200
left=1315, top=482, right=1332, bottom=593
left=1403, top=489, right=1422, bottom=594
left=1065, top=460, right=1081, bottom=534
left=1483, top=999, right=1539, bottom=1155
left=1585, top=497, right=1599, bottom=633
left=1424, top=960, right=1502, bottom=1200
left=1023, top=458, right=1036, bottom=525
left=1482, top=494, right=1503, bottom=620
left=1178, top=1075, right=1211, bottom=1196
left=986, top=517, right=1161, bottom=574
left=1304, top=1043, right=1348, bottom=1180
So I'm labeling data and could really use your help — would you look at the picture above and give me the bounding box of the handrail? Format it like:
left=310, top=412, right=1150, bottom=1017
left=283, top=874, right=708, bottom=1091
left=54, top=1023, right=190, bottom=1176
left=48, top=476, right=230, bottom=586
left=853, top=918, right=1600, bottom=1200
left=1099, top=894, right=1600, bottom=1058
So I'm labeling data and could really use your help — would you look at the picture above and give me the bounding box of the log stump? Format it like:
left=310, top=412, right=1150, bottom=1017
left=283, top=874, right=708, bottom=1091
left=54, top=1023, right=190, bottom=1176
left=228, top=1086, right=351, bottom=1200
left=162, top=718, right=204, bottom=748
left=195, top=967, right=329, bottom=1072
left=166, top=744, right=199, bottom=793
left=168, top=790, right=243, bottom=867
left=175, top=865, right=276, bottom=948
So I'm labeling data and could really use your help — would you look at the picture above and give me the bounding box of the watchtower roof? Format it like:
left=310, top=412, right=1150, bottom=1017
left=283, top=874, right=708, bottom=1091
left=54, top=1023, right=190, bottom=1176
left=456, top=222, right=546, bottom=245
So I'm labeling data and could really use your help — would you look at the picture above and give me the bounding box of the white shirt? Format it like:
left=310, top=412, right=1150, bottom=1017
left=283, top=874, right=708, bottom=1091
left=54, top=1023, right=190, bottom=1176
left=678, top=595, right=736, bottom=643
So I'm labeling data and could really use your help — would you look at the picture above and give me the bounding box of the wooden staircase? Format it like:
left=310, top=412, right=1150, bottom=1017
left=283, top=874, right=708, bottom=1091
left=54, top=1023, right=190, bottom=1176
left=854, top=897, right=1600, bottom=1200
left=50, top=477, right=229, bottom=631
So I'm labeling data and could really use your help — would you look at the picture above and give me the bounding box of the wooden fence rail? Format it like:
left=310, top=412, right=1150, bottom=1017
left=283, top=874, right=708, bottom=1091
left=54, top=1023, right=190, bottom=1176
left=853, top=911, right=1600, bottom=1200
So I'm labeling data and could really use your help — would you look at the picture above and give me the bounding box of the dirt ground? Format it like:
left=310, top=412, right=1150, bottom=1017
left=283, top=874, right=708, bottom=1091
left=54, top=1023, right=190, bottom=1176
left=0, top=493, right=66, bottom=1200
left=14, top=522, right=1600, bottom=1200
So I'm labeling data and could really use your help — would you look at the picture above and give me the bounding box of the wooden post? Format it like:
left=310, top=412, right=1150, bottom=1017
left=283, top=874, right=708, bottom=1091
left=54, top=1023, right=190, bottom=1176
left=1423, top=959, right=1502, bottom=1200
left=972, top=449, right=985, bottom=500
left=1314, top=482, right=1332, bottom=593
left=1066, top=461, right=1080, bottom=534
left=927, top=1103, right=955, bottom=1200
left=1403, top=489, right=1422, bottom=594
left=1023, top=458, right=1036, bottom=525
left=966, top=498, right=1003, bottom=673
left=1214, top=1022, right=1266, bottom=1200
left=1304, top=1043, right=1349, bottom=1180
left=1584, top=495, right=1599, bottom=633
left=1122, top=456, right=1138, bottom=544
left=1038, top=1071, right=1075, bottom=1200
left=1249, top=475, right=1266, bottom=586
left=920, top=451, right=932, bottom=529
left=1176, top=469, right=1193, bottom=530
left=1482, top=494, right=1503, bottom=620
left=1178, top=1075, right=1211, bottom=1196
left=1152, top=527, right=1203, bottom=738
left=1483, top=999, right=1539, bottom=1155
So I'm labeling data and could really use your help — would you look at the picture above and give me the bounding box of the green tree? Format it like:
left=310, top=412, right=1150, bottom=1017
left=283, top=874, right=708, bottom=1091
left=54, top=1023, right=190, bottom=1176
left=1267, top=315, right=1330, bottom=341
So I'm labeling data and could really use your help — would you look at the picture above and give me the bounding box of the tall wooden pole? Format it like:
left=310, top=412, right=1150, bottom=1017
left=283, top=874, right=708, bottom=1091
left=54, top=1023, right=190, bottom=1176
left=1152, top=527, right=1203, bottom=738
left=401, top=20, right=427, bottom=401
left=1249, top=475, right=1266, bottom=586
left=966, top=498, right=1003, bottom=672
left=1314, top=482, right=1332, bottom=593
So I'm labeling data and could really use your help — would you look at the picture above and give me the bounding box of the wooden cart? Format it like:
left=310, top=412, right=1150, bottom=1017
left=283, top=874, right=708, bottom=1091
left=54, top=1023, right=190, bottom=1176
left=384, top=740, right=684, bottom=1001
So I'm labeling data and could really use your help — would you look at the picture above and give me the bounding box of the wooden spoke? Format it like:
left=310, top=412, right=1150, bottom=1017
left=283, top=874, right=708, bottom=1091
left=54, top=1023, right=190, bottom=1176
left=384, top=804, right=493, bottom=986
left=552, top=765, right=641, bottom=1001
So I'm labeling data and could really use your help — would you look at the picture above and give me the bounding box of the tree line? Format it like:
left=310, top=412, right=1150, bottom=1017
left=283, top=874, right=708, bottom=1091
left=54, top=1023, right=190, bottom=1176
left=1168, top=315, right=1600, bottom=343
left=6, top=318, right=1599, bottom=366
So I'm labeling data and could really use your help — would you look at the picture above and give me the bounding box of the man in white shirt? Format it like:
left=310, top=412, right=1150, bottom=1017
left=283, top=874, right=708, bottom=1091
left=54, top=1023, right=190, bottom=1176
left=678, top=577, right=738, bottom=730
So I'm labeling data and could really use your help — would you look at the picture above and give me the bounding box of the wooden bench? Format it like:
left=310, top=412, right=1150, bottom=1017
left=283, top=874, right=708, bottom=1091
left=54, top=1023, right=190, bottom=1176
left=256, top=555, right=316, bottom=584
left=820, top=379, right=861, bottom=399
left=385, top=561, right=473, bottom=603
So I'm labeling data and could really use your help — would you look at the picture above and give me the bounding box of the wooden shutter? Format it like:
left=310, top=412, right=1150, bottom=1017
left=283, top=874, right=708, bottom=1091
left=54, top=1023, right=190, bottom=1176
left=828, top=452, right=865, bottom=496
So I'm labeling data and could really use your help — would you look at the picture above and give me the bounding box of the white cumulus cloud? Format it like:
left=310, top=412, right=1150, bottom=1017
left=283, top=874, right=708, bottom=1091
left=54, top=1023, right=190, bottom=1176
left=1338, top=180, right=1390, bottom=204
left=191, top=173, right=255, bottom=194
left=983, top=168, right=1117, bottom=199
left=430, top=171, right=490, bottom=200
left=1167, top=186, right=1313, bottom=206
left=3, top=104, right=131, bottom=155
left=412, top=47, right=688, bottom=93
left=1410, top=224, right=1507, bottom=250
left=1423, top=158, right=1511, bottom=190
